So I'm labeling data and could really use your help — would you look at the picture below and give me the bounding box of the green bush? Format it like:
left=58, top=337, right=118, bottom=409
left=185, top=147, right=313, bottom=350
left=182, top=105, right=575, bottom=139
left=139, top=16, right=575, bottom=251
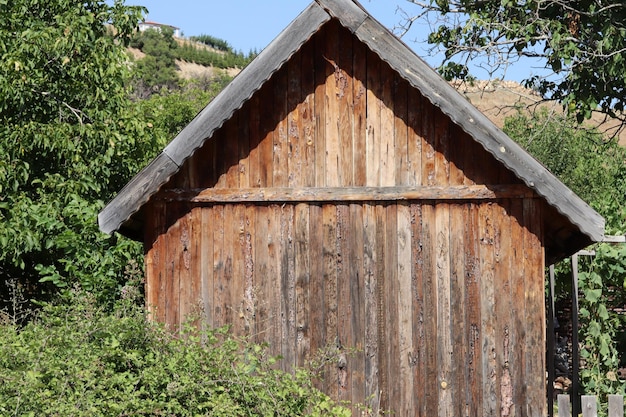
left=0, top=288, right=350, bottom=416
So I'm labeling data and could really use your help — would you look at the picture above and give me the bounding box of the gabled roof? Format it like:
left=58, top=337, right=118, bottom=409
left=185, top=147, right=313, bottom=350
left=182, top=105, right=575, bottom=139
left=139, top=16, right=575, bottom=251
left=99, top=0, right=604, bottom=257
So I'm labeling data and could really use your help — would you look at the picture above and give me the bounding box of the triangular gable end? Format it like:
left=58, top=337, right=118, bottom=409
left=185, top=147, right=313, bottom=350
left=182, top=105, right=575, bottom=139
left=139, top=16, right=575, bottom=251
left=99, top=0, right=604, bottom=260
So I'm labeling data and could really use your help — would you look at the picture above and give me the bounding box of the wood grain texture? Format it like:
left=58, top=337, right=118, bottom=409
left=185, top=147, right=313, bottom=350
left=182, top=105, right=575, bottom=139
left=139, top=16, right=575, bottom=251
left=159, top=184, right=536, bottom=203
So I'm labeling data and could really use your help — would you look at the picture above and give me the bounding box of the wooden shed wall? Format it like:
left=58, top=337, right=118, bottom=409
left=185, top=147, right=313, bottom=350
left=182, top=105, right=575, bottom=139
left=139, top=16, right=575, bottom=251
left=143, top=20, right=546, bottom=416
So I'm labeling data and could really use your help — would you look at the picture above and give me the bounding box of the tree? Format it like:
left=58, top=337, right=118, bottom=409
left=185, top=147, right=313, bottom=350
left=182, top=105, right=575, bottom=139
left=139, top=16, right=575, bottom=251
left=400, top=0, right=626, bottom=126
left=130, top=26, right=180, bottom=95
left=0, top=0, right=151, bottom=310
left=503, top=108, right=626, bottom=228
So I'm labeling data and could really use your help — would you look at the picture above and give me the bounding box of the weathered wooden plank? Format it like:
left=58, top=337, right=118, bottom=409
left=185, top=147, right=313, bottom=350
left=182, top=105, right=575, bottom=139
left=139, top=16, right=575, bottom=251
left=407, top=89, right=422, bottom=187
left=421, top=202, right=438, bottom=415
left=188, top=207, right=202, bottom=327
left=478, top=202, right=498, bottom=416
left=267, top=205, right=283, bottom=360
left=221, top=205, right=234, bottom=328
left=581, top=396, right=598, bottom=417
left=225, top=115, right=240, bottom=187
left=608, top=395, right=624, bottom=417
left=159, top=184, right=536, bottom=203
left=324, top=20, right=341, bottom=187
left=177, top=207, right=192, bottom=327
left=280, top=204, right=296, bottom=371
left=230, top=204, right=245, bottom=336
left=380, top=63, right=395, bottom=187
left=363, top=203, right=380, bottom=412
left=396, top=202, right=415, bottom=413
left=254, top=205, right=270, bottom=345
left=494, top=202, right=514, bottom=417
left=410, top=203, right=426, bottom=416
left=200, top=207, right=214, bottom=328
left=448, top=123, right=466, bottom=185
left=436, top=203, right=453, bottom=415
left=509, top=198, right=525, bottom=416
left=273, top=65, right=289, bottom=188
left=352, top=39, right=367, bottom=186
left=557, top=394, right=571, bottom=417
left=300, top=40, right=316, bottom=188
left=421, top=95, right=436, bottom=187
left=314, top=25, right=327, bottom=188
left=287, top=49, right=302, bottom=188
left=394, top=75, right=409, bottom=186
left=348, top=203, right=365, bottom=413
left=464, top=203, right=483, bottom=416
left=365, top=49, right=381, bottom=187
left=248, top=92, right=262, bottom=188
left=449, top=204, right=467, bottom=416
left=294, top=203, right=310, bottom=368
left=144, top=201, right=165, bottom=321
left=322, top=203, right=339, bottom=397
left=238, top=106, right=251, bottom=188
left=212, top=205, right=226, bottom=328
left=523, top=198, right=546, bottom=416
left=165, top=205, right=183, bottom=331
left=243, top=205, right=256, bottom=334
left=259, top=80, right=275, bottom=188
left=336, top=204, right=351, bottom=402
left=374, top=204, right=388, bottom=410
left=384, top=203, right=399, bottom=406
left=434, top=108, right=450, bottom=186
left=308, top=203, right=325, bottom=388
left=337, top=24, right=354, bottom=187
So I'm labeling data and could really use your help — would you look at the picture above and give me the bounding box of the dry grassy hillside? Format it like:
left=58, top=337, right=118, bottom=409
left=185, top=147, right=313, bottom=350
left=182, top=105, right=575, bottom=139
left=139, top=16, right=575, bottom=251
left=454, top=80, right=626, bottom=144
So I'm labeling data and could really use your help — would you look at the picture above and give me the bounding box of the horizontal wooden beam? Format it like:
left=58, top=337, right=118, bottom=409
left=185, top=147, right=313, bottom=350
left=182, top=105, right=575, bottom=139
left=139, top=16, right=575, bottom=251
left=157, top=185, right=536, bottom=203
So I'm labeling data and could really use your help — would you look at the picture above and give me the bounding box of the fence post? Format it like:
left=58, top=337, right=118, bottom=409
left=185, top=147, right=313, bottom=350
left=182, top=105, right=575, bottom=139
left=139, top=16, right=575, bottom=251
left=609, top=395, right=624, bottom=417
left=581, top=395, right=597, bottom=417
left=558, top=394, right=571, bottom=417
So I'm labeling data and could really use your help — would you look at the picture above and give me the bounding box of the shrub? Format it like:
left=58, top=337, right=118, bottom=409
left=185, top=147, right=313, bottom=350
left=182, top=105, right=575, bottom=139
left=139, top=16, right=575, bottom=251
left=0, top=288, right=350, bottom=416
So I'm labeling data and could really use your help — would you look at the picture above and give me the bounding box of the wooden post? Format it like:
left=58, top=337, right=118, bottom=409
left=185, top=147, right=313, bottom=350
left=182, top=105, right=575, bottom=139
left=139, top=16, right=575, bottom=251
left=547, top=264, right=556, bottom=417
left=558, top=394, right=571, bottom=417
left=609, top=395, right=624, bottom=417
left=581, top=395, right=597, bottom=417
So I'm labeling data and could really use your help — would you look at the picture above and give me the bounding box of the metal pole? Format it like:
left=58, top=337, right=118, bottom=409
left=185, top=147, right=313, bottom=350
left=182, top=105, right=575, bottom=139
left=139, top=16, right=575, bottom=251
left=571, top=254, right=580, bottom=417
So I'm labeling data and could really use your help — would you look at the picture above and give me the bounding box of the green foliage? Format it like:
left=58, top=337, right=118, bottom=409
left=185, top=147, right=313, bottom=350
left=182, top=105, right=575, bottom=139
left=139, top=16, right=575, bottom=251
left=0, top=0, right=153, bottom=309
left=0, top=0, right=231, bottom=309
left=176, top=42, right=256, bottom=69
left=191, top=34, right=232, bottom=51
left=415, top=0, right=626, bottom=122
left=130, top=27, right=180, bottom=92
left=577, top=244, right=626, bottom=400
left=503, top=109, right=626, bottom=229
left=0, top=288, right=351, bottom=416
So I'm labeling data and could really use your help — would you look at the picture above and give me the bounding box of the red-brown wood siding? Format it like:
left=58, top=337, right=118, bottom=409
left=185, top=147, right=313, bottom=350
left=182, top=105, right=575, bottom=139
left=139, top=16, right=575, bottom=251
left=143, top=19, right=546, bottom=416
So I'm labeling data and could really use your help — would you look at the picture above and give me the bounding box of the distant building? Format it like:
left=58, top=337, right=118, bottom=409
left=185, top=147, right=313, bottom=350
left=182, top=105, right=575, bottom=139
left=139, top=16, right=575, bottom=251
left=138, top=21, right=181, bottom=38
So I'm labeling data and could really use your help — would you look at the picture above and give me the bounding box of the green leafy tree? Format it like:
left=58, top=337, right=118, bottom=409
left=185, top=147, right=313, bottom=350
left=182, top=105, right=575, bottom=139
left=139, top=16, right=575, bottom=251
left=401, top=0, right=626, bottom=124
left=503, top=109, right=626, bottom=227
left=130, top=26, right=180, bottom=95
left=0, top=0, right=152, bottom=309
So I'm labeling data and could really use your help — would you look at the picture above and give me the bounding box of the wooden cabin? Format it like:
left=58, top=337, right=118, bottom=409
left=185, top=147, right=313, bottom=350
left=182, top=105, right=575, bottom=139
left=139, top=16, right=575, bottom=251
left=99, top=0, right=604, bottom=415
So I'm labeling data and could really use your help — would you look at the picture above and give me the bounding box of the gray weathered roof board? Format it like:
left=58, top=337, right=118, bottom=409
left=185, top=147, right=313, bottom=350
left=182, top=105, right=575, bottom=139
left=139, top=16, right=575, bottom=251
left=99, top=0, right=605, bottom=251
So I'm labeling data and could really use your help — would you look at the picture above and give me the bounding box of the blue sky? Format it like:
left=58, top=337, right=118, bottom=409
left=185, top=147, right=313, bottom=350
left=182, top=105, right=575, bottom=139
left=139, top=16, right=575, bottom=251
left=131, top=0, right=545, bottom=82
